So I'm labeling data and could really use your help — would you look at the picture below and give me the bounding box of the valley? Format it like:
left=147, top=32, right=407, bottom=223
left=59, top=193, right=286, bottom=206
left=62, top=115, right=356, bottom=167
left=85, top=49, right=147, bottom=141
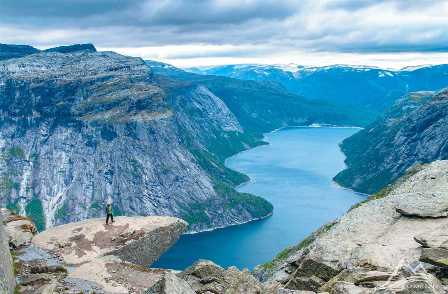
left=154, top=127, right=365, bottom=270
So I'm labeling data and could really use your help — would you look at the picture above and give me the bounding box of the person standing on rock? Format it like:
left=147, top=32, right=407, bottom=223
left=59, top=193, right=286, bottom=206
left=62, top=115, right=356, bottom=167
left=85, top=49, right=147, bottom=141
left=106, top=203, right=114, bottom=225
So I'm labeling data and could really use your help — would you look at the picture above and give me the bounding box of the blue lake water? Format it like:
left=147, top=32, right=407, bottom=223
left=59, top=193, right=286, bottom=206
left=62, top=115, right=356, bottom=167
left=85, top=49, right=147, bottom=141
left=153, top=127, right=366, bottom=270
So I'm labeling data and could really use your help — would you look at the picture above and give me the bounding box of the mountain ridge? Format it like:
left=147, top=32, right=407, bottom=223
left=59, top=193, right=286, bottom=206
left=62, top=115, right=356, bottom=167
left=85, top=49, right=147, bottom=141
left=188, top=63, right=448, bottom=124
left=0, top=43, right=97, bottom=61
left=334, top=88, right=448, bottom=194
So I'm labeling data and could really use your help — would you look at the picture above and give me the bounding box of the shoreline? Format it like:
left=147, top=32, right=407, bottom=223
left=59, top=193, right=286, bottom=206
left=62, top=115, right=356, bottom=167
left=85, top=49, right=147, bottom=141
left=187, top=124, right=365, bottom=235
left=185, top=211, right=273, bottom=235
left=331, top=180, right=370, bottom=197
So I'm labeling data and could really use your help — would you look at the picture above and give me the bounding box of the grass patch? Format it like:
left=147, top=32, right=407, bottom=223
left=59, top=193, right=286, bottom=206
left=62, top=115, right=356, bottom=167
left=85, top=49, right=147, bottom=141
left=113, top=205, right=123, bottom=216
left=7, top=147, right=25, bottom=159
left=214, top=182, right=273, bottom=218
left=180, top=202, right=210, bottom=226
left=55, top=201, right=69, bottom=223
left=25, top=198, right=46, bottom=232
left=6, top=201, right=20, bottom=214
left=89, top=201, right=102, bottom=212
left=262, top=246, right=298, bottom=270
left=190, top=147, right=249, bottom=187
left=0, top=177, right=20, bottom=194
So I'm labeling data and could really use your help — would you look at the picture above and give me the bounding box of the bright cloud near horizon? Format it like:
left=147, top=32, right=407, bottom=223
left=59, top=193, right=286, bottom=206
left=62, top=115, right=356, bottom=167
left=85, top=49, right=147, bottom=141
left=1, top=0, right=448, bottom=68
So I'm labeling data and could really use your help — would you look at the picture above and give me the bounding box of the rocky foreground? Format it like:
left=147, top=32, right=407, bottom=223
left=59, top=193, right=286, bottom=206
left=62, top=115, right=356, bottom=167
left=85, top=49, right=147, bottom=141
left=255, top=160, right=448, bottom=293
left=1, top=211, right=189, bottom=293
left=2, top=160, right=448, bottom=293
left=0, top=210, right=291, bottom=293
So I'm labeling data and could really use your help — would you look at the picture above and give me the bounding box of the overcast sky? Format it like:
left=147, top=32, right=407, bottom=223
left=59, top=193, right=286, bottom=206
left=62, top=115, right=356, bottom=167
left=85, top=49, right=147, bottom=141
left=1, top=0, right=448, bottom=68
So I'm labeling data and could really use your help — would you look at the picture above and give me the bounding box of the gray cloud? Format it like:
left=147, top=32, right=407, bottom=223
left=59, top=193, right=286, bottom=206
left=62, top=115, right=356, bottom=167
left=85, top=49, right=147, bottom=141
left=0, top=0, right=296, bottom=27
left=0, top=0, right=447, bottom=62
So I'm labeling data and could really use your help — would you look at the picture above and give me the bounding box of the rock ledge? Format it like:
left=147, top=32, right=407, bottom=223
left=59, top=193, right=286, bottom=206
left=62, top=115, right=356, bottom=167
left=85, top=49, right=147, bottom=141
left=15, top=216, right=187, bottom=293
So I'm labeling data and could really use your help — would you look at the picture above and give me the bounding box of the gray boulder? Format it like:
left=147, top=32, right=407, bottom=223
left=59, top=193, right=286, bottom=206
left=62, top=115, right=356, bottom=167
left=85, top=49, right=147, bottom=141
left=146, top=272, right=195, bottom=294
left=375, top=273, right=444, bottom=294
left=331, top=282, right=374, bottom=294
left=395, top=192, right=448, bottom=218
left=420, top=248, right=448, bottom=268
left=179, top=260, right=268, bottom=294
left=414, top=225, right=448, bottom=250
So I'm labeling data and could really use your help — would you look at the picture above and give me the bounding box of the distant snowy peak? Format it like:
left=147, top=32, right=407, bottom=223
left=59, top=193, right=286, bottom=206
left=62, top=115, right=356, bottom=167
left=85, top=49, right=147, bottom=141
left=189, top=63, right=448, bottom=76
left=187, top=63, right=301, bottom=75
left=270, top=63, right=302, bottom=73
left=299, top=64, right=387, bottom=73
left=378, top=71, right=395, bottom=78
left=187, top=64, right=398, bottom=79
left=400, top=64, right=446, bottom=72
left=145, top=60, right=178, bottom=70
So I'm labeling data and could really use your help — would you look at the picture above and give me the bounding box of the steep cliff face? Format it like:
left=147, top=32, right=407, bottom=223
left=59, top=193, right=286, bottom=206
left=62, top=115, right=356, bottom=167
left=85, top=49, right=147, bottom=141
left=0, top=50, right=272, bottom=232
left=334, top=89, right=448, bottom=194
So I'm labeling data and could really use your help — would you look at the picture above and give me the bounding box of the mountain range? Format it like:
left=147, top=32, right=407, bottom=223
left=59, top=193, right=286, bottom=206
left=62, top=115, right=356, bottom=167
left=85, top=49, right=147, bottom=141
left=189, top=63, right=448, bottom=124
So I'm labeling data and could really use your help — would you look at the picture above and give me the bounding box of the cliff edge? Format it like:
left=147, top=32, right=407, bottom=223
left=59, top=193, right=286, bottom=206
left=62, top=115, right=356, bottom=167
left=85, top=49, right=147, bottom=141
left=12, top=216, right=187, bottom=293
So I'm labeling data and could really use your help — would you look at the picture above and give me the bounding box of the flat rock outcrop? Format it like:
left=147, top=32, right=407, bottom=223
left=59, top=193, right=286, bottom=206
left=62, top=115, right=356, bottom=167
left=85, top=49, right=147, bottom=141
left=257, top=160, right=448, bottom=293
left=12, top=215, right=187, bottom=293
left=32, top=216, right=186, bottom=267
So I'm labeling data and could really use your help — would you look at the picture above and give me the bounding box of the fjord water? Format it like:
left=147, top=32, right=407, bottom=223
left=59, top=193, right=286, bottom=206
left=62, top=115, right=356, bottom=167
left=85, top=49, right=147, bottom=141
left=154, top=127, right=366, bottom=270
